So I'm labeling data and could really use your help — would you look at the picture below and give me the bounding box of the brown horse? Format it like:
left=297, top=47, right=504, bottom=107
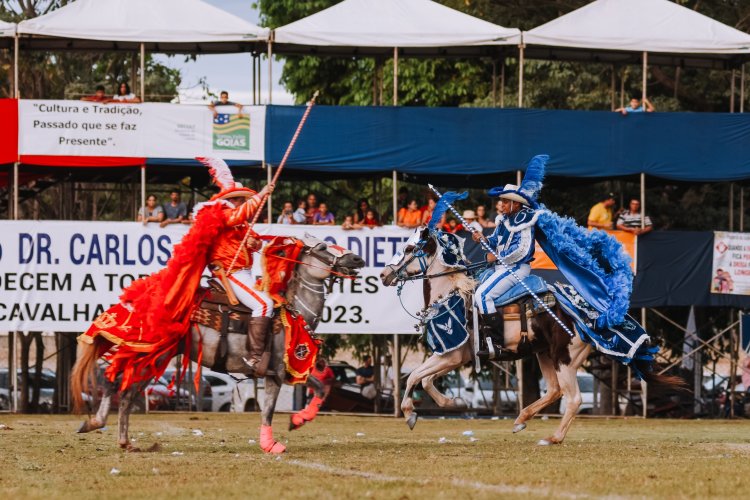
left=71, top=235, right=364, bottom=453
left=381, top=228, right=682, bottom=445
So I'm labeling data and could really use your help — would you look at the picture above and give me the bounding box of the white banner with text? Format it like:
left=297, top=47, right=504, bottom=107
left=711, top=231, right=750, bottom=295
left=18, top=100, right=265, bottom=161
left=0, top=222, right=423, bottom=333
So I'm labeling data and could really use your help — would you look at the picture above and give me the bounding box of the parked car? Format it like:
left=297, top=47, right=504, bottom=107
left=163, top=368, right=211, bottom=411
left=201, top=370, right=259, bottom=412
left=0, top=368, right=56, bottom=412
left=322, top=361, right=392, bottom=413
left=471, top=371, right=518, bottom=413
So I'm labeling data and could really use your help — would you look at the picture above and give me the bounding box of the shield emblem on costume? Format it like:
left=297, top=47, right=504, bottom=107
left=294, top=343, right=310, bottom=361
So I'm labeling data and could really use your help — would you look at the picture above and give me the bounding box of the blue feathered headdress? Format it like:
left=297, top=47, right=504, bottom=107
left=488, top=155, right=549, bottom=208
left=427, top=191, right=468, bottom=230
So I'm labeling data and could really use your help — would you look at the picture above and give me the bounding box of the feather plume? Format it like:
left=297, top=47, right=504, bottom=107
left=428, top=191, right=468, bottom=230
left=519, top=154, right=548, bottom=205
left=196, top=157, right=235, bottom=191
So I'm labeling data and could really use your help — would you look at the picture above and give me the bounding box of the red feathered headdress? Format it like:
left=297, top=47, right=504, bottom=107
left=196, top=157, right=257, bottom=201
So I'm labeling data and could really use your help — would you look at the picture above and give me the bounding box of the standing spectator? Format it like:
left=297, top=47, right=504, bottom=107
left=308, top=357, right=335, bottom=399
left=476, top=205, right=494, bottom=228
left=292, top=199, right=307, bottom=224
left=277, top=201, right=296, bottom=224
left=305, top=193, right=319, bottom=224
left=615, top=96, right=655, bottom=115
left=616, top=198, right=653, bottom=235
left=313, top=202, right=335, bottom=225
left=398, top=199, right=422, bottom=228
left=462, top=210, right=483, bottom=232
left=137, top=195, right=164, bottom=225
left=587, top=193, right=616, bottom=230
left=208, top=90, right=244, bottom=118
left=354, top=198, right=378, bottom=225
left=108, top=82, right=141, bottom=103
left=160, top=190, right=187, bottom=227
left=362, top=209, right=381, bottom=228
left=356, top=355, right=376, bottom=399
left=81, top=85, right=107, bottom=102
left=421, top=197, right=436, bottom=226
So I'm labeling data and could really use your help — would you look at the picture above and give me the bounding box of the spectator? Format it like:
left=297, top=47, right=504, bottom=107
left=616, top=198, right=653, bottom=236
left=305, top=193, right=319, bottom=224
left=490, top=199, right=503, bottom=225
left=354, top=198, right=378, bottom=225
left=356, top=355, right=376, bottom=399
left=476, top=205, right=494, bottom=228
left=462, top=210, right=483, bottom=232
left=587, top=193, right=616, bottom=230
left=615, top=96, right=655, bottom=115
left=442, top=217, right=464, bottom=234
left=208, top=90, right=244, bottom=118
left=108, top=82, right=141, bottom=103
left=137, top=194, right=164, bottom=225
left=420, top=197, right=437, bottom=226
left=313, top=202, right=335, bottom=225
left=81, top=85, right=107, bottom=102
left=341, top=214, right=361, bottom=230
left=362, top=209, right=380, bottom=228
left=277, top=201, right=296, bottom=224
left=160, top=190, right=187, bottom=227
left=397, top=187, right=409, bottom=210
left=308, top=357, right=335, bottom=399
left=292, top=199, right=307, bottom=224
left=398, top=199, right=422, bottom=228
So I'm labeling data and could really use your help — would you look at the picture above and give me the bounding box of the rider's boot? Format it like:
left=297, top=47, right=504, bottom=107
left=243, top=316, right=272, bottom=377
left=477, top=312, right=504, bottom=360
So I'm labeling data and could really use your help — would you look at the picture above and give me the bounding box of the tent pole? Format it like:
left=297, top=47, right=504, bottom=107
left=729, top=183, right=734, bottom=231
left=252, top=54, right=257, bottom=105
left=392, top=170, right=397, bottom=225
left=13, top=34, right=19, bottom=98
left=740, top=186, right=744, bottom=232
left=518, top=45, right=524, bottom=108
left=640, top=173, right=645, bottom=230
left=516, top=170, right=522, bottom=186
left=258, top=52, right=262, bottom=105
left=730, top=69, right=736, bottom=113
left=492, top=60, right=497, bottom=107
left=140, top=165, right=146, bottom=220
left=393, top=333, right=400, bottom=417
left=13, top=162, right=18, bottom=220
left=641, top=51, right=647, bottom=102
left=620, top=69, right=625, bottom=108
left=741, top=63, right=746, bottom=113
left=140, top=43, right=145, bottom=102
left=610, top=65, right=615, bottom=111
left=393, top=47, right=398, bottom=106
left=267, top=41, right=273, bottom=105
left=500, top=58, right=505, bottom=108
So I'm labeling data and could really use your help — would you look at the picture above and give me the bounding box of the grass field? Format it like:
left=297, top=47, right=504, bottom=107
left=1, top=413, right=749, bottom=499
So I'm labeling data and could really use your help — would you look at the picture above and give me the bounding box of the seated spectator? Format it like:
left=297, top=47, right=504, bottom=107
left=293, top=199, right=307, bottom=224
left=615, top=96, right=654, bottom=115
left=341, top=214, right=361, bottom=230
left=354, top=198, right=378, bottom=225
left=421, top=197, right=436, bottom=226
left=476, top=205, right=494, bottom=228
left=356, top=355, right=376, bottom=400
left=208, top=90, right=244, bottom=118
left=137, top=194, right=164, bottom=225
left=81, top=85, right=107, bottom=102
left=313, top=202, right=335, bottom=225
left=108, top=82, right=141, bottom=103
left=442, top=217, right=464, bottom=234
left=587, top=193, right=616, bottom=230
left=462, top=210, right=483, bottom=232
left=397, top=199, right=422, bottom=228
left=616, top=198, right=653, bottom=236
left=362, top=209, right=380, bottom=228
left=160, top=190, right=187, bottom=227
left=277, top=201, right=296, bottom=224
left=305, top=193, right=319, bottom=224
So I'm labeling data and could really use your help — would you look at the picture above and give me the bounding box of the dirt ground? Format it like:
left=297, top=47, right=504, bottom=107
left=1, top=413, right=749, bottom=499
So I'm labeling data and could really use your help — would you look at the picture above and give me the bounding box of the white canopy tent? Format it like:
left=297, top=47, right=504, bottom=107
left=0, top=19, right=14, bottom=39
left=273, top=0, right=521, bottom=106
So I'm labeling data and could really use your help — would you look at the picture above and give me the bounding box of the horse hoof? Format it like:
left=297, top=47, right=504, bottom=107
left=77, top=418, right=102, bottom=434
left=513, top=423, right=527, bottom=434
left=406, top=413, right=418, bottom=430
left=537, top=438, right=555, bottom=446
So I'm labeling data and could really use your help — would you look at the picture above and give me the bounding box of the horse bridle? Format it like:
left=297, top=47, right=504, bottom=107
left=387, top=236, right=435, bottom=284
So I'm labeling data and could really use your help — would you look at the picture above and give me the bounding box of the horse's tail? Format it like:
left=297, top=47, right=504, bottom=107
left=633, top=360, right=689, bottom=392
left=70, top=337, right=103, bottom=414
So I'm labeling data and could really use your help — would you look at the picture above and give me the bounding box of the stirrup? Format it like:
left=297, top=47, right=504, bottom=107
left=242, top=357, right=259, bottom=374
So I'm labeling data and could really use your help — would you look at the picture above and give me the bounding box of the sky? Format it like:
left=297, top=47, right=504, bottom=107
left=152, top=0, right=294, bottom=105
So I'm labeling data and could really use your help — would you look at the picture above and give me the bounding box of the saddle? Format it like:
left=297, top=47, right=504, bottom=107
left=189, top=279, right=256, bottom=372
left=482, top=275, right=557, bottom=362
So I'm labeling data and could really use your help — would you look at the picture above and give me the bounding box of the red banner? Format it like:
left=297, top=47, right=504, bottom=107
left=0, top=99, right=18, bottom=164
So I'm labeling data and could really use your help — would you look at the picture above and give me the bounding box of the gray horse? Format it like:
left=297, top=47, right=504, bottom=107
left=71, top=235, right=364, bottom=453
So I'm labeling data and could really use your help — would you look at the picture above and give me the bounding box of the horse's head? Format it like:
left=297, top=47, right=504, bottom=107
left=298, top=234, right=365, bottom=280
left=380, top=227, right=469, bottom=287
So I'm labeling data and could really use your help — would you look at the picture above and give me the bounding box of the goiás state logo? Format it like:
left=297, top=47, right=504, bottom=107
left=212, top=113, right=250, bottom=151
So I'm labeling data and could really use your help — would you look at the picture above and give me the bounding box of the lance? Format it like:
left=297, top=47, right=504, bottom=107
left=428, top=184, right=575, bottom=338
left=227, top=91, right=320, bottom=274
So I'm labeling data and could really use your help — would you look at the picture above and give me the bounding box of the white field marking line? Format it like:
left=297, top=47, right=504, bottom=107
left=285, top=459, right=629, bottom=499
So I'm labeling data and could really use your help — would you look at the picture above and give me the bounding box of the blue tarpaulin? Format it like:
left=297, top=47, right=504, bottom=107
left=265, top=105, right=750, bottom=181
